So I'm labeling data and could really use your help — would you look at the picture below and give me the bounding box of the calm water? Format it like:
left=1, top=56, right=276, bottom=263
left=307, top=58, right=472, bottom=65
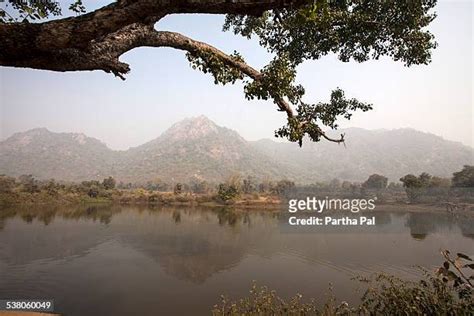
left=0, top=205, right=473, bottom=315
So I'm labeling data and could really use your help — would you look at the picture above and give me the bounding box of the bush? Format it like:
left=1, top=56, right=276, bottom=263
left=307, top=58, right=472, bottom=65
left=0, top=175, right=16, bottom=193
left=362, top=174, right=388, bottom=190
left=87, top=186, right=99, bottom=198
left=212, top=283, right=322, bottom=315
left=212, top=250, right=473, bottom=316
left=452, top=165, right=474, bottom=188
left=356, top=272, right=472, bottom=315
left=102, top=176, right=116, bottom=190
left=217, top=183, right=239, bottom=202
left=174, top=183, right=183, bottom=195
left=19, top=174, right=40, bottom=193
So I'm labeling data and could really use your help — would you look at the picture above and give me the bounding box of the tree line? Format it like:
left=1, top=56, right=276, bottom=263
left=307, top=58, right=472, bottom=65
left=1, top=165, right=472, bottom=204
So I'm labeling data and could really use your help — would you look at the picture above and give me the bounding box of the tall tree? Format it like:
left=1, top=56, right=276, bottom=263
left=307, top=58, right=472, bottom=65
left=0, top=0, right=437, bottom=145
left=363, top=174, right=388, bottom=190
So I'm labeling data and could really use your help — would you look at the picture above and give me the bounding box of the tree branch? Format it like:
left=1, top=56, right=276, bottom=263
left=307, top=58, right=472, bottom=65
left=0, top=1, right=310, bottom=62
left=131, top=27, right=295, bottom=118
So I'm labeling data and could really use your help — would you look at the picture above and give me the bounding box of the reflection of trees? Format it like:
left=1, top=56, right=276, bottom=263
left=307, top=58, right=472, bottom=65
left=404, top=212, right=466, bottom=238
left=216, top=208, right=238, bottom=226
left=410, top=233, right=427, bottom=240
left=0, top=204, right=123, bottom=226
left=457, top=215, right=474, bottom=239
left=0, top=206, right=122, bottom=265
left=406, top=213, right=440, bottom=237
left=1, top=205, right=273, bottom=284
left=20, top=213, right=34, bottom=223
left=65, top=205, right=121, bottom=224
left=0, top=208, right=19, bottom=230
left=172, top=210, right=181, bottom=223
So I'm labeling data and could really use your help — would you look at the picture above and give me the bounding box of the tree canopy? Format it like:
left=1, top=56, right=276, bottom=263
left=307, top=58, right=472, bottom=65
left=452, top=165, right=474, bottom=188
left=0, top=0, right=438, bottom=145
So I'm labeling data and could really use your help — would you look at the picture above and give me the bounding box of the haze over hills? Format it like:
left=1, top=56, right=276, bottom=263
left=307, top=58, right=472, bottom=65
left=0, top=128, right=117, bottom=181
left=0, top=116, right=472, bottom=184
left=252, top=128, right=474, bottom=182
left=115, top=116, right=289, bottom=182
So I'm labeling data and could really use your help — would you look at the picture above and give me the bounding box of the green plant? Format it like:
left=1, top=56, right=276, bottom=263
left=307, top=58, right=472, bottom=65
left=212, top=250, right=474, bottom=315
left=437, top=250, right=473, bottom=299
left=357, top=271, right=472, bottom=315
left=217, top=184, right=239, bottom=202
left=102, top=176, right=116, bottom=190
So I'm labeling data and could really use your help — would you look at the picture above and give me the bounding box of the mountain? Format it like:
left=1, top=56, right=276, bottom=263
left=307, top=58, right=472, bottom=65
left=0, top=128, right=117, bottom=181
left=0, top=118, right=472, bottom=183
left=114, top=115, right=289, bottom=182
left=251, top=127, right=474, bottom=182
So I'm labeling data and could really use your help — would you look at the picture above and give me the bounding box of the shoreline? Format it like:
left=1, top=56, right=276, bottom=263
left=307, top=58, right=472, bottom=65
left=1, top=196, right=473, bottom=215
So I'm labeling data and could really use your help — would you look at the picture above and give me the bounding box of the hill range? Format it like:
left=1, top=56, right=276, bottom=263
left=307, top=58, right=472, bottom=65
left=1, top=116, right=472, bottom=184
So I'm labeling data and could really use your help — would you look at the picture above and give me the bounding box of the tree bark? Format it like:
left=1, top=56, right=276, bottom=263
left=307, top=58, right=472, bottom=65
left=0, top=0, right=309, bottom=75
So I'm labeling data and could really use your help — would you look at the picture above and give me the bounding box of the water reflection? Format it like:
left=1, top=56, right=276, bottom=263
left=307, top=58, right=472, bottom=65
left=0, top=205, right=472, bottom=316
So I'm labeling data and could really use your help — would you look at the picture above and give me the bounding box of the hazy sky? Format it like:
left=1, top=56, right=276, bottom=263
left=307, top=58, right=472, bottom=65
left=0, top=0, right=472, bottom=150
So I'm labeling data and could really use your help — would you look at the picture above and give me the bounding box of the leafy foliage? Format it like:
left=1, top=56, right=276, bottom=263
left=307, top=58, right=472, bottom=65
left=187, top=50, right=245, bottom=85
left=400, top=172, right=440, bottom=202
left=222, top=0, right=437, bottom=145
left=452, top=165, right=474, bottom=188
left=437, top=250, right=473, bottom=299
left=275, top=89, right=372, bottom=145
left=0, top=175, right=16, bottom=193
left=213, top=249, right=473, bottom=316
left=102, top=176, right=116, bottom=190
left=18, top=174, right=40, bottom=193
left=356, top=271, right=472, bottom=315
left=212, top=283, right=321, bottom=315
left=174, top=183, right=183, bottom=195
left=223, top=0, right=437, bottom=66
left=0, top=0, right=84, bottom=22
left=362, top=174, right=388, bottom=190
left=244, top=54, right=305, bottom=104
left=217, top=183, right=239, bottom=202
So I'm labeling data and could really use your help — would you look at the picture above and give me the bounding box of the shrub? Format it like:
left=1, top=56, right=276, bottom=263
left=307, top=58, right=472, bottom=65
left=0, top=175, right=16, bottom=193
left=19, top=174, right=40, bottom=193
left=362, top=174, right=388, bottom=190
left=217, top=183, right=239, bottom=202
left=212, top=250, right=473, bottom=316
left=174, top=183, right=183, bottom=195
left=452, top=165, right=474, bottom=188
left=102, top=176, right=116, bottom=190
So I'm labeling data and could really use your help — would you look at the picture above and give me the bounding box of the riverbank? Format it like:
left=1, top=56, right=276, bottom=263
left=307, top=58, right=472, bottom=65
left=1, top=190, right=474, bottom=215
left=0, top=189, right=282, bottom=209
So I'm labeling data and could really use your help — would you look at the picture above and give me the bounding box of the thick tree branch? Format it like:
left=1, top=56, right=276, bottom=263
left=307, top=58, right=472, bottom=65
left=123, top=26, right=296, bottom=118
left=0, top=1, right=310, bottom=65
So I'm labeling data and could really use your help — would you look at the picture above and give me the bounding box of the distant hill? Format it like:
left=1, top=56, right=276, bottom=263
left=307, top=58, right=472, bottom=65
left=0, top=128, right=117, bottom=181
left=1, top=117, right=472, bottom=183
left=114, top=116, right=289, bottom=183
left=252, top=127, right=474, bottom=182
